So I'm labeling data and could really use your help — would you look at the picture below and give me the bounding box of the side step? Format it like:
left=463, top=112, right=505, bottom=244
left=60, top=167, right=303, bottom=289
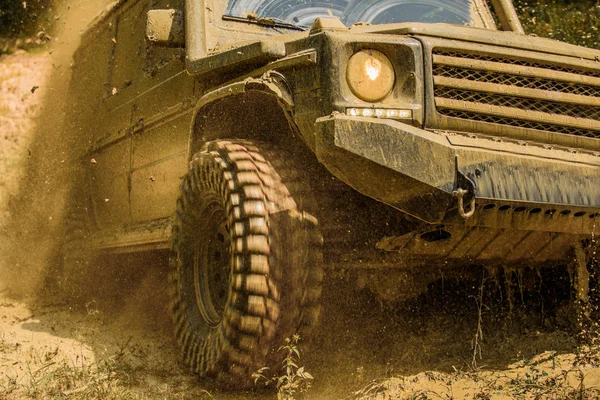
left=86, top=218, right=172, bottom=254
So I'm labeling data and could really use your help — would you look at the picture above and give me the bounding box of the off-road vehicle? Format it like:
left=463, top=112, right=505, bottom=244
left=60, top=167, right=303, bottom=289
left=62, top=0, right=600, bottom=387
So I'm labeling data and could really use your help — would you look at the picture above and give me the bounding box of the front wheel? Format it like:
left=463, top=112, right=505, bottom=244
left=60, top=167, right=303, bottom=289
left=170, top=140, right=323, bottom=387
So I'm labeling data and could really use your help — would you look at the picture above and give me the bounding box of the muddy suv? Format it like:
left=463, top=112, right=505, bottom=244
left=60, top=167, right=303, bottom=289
left=62, top=0, right=600, bottom=387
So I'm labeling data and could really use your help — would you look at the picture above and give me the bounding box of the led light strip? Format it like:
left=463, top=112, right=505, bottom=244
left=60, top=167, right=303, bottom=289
left=346, top=108, right=413, bottom=119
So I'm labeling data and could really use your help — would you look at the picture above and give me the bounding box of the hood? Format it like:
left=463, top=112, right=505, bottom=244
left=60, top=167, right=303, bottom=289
left=352, top=23, right=600, bottom=62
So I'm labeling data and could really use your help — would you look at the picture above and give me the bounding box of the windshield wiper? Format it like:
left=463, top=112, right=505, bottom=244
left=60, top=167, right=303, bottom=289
left=253, top=15, right=308, bottom=30
left=222, top=14, right=307, bottom=31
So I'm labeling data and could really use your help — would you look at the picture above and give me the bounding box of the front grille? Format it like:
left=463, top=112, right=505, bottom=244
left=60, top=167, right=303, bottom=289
left=441, top=109, right=600, bottom=139
left=436, top=87, right=600, bottom=121
left=432, top=49, right=600, bottom=141
left=433, top=65, right=600, bottom=98
left=434, top=50, right=600, bottom=78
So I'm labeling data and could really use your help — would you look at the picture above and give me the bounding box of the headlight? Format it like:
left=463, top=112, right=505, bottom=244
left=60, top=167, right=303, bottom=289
left=346, top=50, right=395, bottom=102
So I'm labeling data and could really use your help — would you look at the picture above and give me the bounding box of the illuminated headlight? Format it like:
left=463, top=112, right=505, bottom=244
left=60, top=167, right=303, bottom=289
left=346, top=50, right=395, bottom=102
left=346, top=108, right=412, bottom=120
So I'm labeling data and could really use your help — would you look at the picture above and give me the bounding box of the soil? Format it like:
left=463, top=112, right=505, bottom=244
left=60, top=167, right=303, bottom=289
left=2, top=8, right=600, bottom=400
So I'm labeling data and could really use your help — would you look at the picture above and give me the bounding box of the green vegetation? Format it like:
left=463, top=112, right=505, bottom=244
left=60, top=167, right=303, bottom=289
left=253, top=335, right=314, bottom=400
left=514, top=0, right=600, bottom=49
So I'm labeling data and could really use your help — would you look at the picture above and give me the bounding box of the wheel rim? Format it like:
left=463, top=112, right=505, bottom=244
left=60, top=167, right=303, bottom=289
left=193, top=197, right=231, bottom=328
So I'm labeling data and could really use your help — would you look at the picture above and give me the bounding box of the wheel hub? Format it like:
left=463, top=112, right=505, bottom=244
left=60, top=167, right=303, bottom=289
left=193, top=199, right=231, bottom=328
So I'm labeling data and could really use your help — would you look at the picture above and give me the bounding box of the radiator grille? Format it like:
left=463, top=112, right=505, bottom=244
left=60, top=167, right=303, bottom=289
left=434, top=50, right=600, bottom=78
left=433, top=65, right=600, bottom=98
left=441, top=109, right=600, bottom=139
left=432, top=49, right=600, bottom=141
left=436, top=87, right=600, bottom=121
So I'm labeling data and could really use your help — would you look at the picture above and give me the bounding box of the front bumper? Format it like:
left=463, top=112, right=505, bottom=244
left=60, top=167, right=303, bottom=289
left=315, top=113, right=600, bottom=234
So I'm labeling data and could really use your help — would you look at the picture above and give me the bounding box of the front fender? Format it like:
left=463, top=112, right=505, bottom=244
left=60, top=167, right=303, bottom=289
left=188, top=72, right=297, bottom=159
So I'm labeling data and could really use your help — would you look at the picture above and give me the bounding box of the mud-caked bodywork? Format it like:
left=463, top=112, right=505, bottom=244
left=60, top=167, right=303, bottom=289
left=315, top=24, right=600, bottom=266
left=63, top=0, right=600, bottom=386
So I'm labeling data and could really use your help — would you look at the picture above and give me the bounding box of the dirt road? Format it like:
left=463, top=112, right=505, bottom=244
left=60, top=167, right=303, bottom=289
left=2, top=48, right=600, bottom=400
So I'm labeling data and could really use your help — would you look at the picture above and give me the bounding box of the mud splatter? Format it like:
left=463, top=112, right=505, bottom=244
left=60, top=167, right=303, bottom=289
left=0, top=0, right=113, bottom=298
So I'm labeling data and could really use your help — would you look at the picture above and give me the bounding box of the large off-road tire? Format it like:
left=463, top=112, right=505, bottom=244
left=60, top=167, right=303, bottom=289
left=170, top=140, right=323, bottom=387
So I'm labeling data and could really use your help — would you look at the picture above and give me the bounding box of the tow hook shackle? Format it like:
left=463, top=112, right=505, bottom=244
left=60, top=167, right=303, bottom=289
left=452, top=188, right=476, bottom=219
left=453, top=161, right=477, bottom=219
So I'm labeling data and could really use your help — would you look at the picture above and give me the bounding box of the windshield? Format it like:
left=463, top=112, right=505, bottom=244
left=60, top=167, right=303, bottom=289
left=225, top=0, right=475, bottom=28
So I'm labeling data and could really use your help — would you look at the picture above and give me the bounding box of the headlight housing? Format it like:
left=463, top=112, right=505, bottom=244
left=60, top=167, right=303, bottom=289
left=346, top=50, right=395, bottom=102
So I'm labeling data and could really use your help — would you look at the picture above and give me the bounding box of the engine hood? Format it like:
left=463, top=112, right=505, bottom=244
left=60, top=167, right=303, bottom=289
left=351, top=22, right=600, bottom=62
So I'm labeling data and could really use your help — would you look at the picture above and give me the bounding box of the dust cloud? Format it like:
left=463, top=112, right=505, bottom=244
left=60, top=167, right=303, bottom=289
left=0, top=0, right=113, bottom=298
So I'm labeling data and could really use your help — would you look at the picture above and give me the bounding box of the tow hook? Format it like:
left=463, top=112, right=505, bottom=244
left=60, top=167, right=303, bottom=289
left=453, top=161, right=477, bottom=219
left=452, top=188, right=476, bottom=219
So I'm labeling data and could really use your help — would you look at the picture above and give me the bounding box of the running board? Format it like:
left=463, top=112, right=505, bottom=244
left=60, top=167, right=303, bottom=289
left=86, top=218, right=172, bottom=254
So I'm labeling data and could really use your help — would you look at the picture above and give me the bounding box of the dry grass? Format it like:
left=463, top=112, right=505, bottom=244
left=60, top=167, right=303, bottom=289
left=0, top=304, right=136, bottom=399
left=0, top=304, right=214, bottom=400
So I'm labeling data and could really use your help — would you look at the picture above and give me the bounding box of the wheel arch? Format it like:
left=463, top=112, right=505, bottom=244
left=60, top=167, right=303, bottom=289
left=188, top=73, right=303, bottom=159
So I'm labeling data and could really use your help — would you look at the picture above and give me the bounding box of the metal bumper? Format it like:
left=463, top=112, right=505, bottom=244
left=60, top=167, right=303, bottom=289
left=314, top=113, right=600, bottom=234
